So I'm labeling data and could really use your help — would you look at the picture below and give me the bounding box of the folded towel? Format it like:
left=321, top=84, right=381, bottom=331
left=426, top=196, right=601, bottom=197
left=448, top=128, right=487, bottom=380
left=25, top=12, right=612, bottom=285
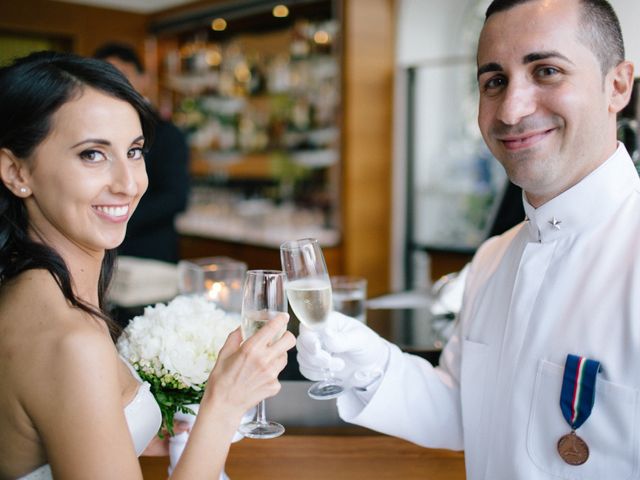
left=109, top=256, right=178, bottom=307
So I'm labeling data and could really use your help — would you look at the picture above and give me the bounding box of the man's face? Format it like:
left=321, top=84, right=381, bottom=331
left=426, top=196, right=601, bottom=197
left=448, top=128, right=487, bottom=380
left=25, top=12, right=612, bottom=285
left=477, top=0, right=623, bottom=207
left=105, top=56, right=147, bottom=96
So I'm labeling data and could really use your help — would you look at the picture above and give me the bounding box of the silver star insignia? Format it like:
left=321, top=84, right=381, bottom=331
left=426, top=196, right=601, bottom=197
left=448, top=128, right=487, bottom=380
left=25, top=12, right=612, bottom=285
left=548, top=217, right=562, bottom=230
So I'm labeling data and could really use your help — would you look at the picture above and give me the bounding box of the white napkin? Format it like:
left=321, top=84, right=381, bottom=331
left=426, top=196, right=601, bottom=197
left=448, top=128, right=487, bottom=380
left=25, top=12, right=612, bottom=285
left=109, top=256, right=179, bottom=307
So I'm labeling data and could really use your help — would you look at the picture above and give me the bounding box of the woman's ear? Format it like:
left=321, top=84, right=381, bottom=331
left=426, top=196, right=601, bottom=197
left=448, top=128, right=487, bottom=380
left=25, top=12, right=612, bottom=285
left=608, top=60, right=635, bottom=114
left=0, top=148, right=31, bottom=197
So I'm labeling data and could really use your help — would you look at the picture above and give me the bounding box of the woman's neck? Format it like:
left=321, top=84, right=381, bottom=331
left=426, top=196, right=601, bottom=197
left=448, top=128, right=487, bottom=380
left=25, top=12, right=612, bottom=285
left=66, top=253, right=103, bottom=306
left=28, top=226, right=105, bottom=307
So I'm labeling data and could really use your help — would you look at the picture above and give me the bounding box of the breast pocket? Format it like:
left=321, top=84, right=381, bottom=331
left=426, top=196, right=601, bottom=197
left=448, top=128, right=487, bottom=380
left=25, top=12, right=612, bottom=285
left=527, top=359, right=640, bottom=480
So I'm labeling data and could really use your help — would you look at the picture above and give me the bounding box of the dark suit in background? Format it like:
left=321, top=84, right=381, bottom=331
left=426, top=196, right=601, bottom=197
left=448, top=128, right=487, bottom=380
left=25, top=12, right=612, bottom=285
left=119, top=114, right=190, bottom=263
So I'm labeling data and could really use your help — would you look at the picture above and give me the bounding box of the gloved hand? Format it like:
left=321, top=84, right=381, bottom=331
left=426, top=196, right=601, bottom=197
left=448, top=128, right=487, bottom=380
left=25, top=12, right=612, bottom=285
left=296, top=311, right=391, bottom=389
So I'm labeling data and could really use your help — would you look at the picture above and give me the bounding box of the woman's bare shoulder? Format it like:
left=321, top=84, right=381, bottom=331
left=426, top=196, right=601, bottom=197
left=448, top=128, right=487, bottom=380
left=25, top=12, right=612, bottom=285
left=16, top=312, right=121, bottom=434
left=1, top=268, right=73, bottom=312
left=0, top=269, right=115, bottom=400
left=0, top=273, right=141, bottom=478
left=0, top=269, right=106, bottom=333
left=0, top=269, right=124, bottom=470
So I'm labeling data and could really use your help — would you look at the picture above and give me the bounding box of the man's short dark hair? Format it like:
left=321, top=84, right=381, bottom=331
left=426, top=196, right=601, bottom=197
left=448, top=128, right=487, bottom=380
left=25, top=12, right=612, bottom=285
left=484, top=0, right=625, bottom=75
left=93, top=42, right=145, bottom=74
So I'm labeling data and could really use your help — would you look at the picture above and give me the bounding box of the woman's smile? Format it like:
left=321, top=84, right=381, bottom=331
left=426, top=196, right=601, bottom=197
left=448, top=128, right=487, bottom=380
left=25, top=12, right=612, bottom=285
left=92, top=204, right=130, bottom=222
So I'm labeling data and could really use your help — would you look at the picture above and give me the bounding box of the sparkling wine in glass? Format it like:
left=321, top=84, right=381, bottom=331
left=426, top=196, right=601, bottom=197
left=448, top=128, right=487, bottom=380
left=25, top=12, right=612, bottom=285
left=237, top=270, right=287, bottom=439
left=280, top=238, right=344, bottom=400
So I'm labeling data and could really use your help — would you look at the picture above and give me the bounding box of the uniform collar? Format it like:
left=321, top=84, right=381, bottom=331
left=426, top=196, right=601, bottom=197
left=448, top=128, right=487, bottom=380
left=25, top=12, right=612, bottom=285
left=523, top=143, right=640, bottom=243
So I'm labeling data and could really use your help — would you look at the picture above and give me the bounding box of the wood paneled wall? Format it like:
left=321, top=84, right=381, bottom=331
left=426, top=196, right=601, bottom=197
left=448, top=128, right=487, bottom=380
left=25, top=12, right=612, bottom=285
left=0, top=0, right=147, bottom=57
left=341, top=0, right=394, bottom=296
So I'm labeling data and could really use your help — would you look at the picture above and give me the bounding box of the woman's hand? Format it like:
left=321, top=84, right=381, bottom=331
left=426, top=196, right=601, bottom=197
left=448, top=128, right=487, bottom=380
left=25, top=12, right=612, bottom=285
left=202, top=313, right=295, bottom=422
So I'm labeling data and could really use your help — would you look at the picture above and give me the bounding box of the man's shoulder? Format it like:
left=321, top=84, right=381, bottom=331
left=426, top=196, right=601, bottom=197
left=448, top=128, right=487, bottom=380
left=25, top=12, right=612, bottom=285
left=476, top=222, right=525, bottom=262
left=148, top=117, right=188, bottom=154
left=461, top=223, right=526, bottom=295
left=154, top=116, right=184, bottom=136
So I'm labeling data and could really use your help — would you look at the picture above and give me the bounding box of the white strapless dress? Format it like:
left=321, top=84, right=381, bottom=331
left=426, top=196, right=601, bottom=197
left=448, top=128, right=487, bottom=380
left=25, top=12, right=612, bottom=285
left=18, top=359, right=162, bottom=480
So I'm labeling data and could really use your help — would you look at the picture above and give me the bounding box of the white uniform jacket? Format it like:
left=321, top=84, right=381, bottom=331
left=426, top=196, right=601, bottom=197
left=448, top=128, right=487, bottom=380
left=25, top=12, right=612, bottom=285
left=338, top=144, right=640, bottom=480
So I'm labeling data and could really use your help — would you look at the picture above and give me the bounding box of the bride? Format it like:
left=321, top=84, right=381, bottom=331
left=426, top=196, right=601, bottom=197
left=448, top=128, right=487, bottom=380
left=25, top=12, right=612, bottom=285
left=0, top=51, right=295, bottom=479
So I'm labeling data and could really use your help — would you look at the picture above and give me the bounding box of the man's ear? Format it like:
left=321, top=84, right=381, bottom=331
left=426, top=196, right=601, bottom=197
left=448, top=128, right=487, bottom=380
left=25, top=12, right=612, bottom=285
left=609, top=60, right=635, bottom=114
left=0, top=148, right=31, bottom=197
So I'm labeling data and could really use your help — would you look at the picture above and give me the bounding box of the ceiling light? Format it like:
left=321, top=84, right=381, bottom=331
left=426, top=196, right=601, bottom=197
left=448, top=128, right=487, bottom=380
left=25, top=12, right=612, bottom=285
left=272, top=4, right=289, bottom=18
left=211, top=18, right=227, bottom=31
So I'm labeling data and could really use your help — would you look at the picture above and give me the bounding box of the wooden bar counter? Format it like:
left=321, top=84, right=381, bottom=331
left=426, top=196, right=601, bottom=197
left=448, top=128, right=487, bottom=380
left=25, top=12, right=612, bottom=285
left=140, top=432, right=466, bottom=479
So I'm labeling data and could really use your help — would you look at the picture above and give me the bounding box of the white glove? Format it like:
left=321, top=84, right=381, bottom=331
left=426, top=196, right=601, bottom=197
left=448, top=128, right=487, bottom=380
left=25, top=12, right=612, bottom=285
left=296, top=311, right=390, bottom=389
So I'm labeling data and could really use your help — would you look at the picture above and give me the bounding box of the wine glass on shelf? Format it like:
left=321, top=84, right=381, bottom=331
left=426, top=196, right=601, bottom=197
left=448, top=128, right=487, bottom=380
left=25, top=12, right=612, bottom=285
left=280, top=238, right=344, bottom=400
left=237, top=270, right=287, bottom=439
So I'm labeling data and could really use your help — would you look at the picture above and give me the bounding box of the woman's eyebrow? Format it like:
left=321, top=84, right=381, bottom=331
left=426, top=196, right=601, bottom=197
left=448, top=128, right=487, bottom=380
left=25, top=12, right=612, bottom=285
left=70, top=138, right=111, bottom=149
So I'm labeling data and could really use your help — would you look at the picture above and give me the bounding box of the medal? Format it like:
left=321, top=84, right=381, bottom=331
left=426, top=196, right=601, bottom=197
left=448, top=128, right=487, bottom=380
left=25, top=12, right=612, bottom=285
left=557, top=430, right=589, bottom=465
left=557, top=354, right=600, bottom=465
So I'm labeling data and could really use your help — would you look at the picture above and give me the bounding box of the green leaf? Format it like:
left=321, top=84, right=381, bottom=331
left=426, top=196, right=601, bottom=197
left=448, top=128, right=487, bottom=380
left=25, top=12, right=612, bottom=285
left=137, top=370, right=205, bottom=438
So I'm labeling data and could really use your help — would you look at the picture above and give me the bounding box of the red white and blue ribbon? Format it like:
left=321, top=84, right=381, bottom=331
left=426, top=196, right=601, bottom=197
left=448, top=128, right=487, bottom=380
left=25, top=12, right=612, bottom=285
left=560, top=354, right=601, bottom=430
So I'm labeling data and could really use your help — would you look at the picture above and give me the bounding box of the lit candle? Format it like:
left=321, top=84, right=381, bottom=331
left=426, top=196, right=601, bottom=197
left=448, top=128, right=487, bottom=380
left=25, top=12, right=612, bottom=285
left=205, top=280, right=231, bottom=309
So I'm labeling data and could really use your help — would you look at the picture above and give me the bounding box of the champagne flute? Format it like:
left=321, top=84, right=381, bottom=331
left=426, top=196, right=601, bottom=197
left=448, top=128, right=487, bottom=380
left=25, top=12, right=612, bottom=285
left=238, top=270, right=287, bottom=439
left=280, top=238, right=344, bottom=400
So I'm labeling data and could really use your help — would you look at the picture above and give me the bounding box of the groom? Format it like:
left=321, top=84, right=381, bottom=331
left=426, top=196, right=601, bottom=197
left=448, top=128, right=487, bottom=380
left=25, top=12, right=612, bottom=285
left=297, top=0, right=640, bottom=478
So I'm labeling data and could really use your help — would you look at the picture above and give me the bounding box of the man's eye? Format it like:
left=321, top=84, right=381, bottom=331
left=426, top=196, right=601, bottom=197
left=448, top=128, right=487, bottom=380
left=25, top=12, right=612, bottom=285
left=79, top=150, right=106, bottom=162
left=536, top=66, right=559, bottom=77
left=482, top=76, right=506, bottom=92
left=128, top=147, right=144, bottom=160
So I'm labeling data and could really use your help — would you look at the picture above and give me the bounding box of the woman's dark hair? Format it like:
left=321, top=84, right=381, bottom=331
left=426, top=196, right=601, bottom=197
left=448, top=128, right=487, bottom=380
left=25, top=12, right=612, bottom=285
left=0, top=51, right=155, bottom=338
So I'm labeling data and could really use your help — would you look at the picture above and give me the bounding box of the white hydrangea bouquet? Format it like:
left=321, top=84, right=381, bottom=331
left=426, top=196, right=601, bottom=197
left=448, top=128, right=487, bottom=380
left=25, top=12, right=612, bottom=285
left=116, top=294, right=240, bottom=436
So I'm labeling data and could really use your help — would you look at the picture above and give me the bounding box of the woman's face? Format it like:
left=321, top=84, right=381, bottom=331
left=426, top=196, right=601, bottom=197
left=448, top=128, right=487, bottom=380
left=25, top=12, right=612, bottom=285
left=22, top=86, right=148, bottom=256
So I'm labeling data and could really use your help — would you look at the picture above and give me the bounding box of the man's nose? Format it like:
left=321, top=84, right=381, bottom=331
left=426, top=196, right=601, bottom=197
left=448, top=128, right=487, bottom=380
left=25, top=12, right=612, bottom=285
left=495, top=79, right=537, bottom=126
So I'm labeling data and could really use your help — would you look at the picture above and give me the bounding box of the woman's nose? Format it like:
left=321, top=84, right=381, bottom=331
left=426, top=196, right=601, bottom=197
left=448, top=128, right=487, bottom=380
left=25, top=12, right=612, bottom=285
left=110, top=158, right=138, bottom=196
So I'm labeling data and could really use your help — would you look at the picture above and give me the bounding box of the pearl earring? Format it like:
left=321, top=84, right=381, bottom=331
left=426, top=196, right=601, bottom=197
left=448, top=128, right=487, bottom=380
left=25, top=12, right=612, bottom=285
left=19, top=187, right=28, bottom=194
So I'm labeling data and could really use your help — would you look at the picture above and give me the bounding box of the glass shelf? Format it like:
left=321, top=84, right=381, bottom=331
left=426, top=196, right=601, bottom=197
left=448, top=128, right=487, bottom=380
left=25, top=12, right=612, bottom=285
left=156, top=3, right=341, bottom=232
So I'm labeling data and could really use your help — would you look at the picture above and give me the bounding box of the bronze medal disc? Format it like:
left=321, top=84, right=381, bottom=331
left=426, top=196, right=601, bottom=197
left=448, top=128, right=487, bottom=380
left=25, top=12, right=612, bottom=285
left=557, top=432, right=589, bottom=465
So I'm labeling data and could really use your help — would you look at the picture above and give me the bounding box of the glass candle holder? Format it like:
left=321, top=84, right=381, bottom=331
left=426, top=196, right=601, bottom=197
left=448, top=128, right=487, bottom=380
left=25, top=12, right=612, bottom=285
left=177, top=256, right=247, bottom=313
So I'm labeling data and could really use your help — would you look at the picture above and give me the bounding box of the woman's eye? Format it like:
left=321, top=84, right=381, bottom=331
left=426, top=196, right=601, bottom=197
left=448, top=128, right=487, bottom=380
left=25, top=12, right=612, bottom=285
left=128, top=147, right=144, bottom=160
left=79, top=150, right=106, bottom=163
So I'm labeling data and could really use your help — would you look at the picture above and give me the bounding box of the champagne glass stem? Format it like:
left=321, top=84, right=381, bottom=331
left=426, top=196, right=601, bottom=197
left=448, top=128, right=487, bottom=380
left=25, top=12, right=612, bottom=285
left=255, top=400, right=267, bottom=425
left=238, top=270, right=286, bottom=439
